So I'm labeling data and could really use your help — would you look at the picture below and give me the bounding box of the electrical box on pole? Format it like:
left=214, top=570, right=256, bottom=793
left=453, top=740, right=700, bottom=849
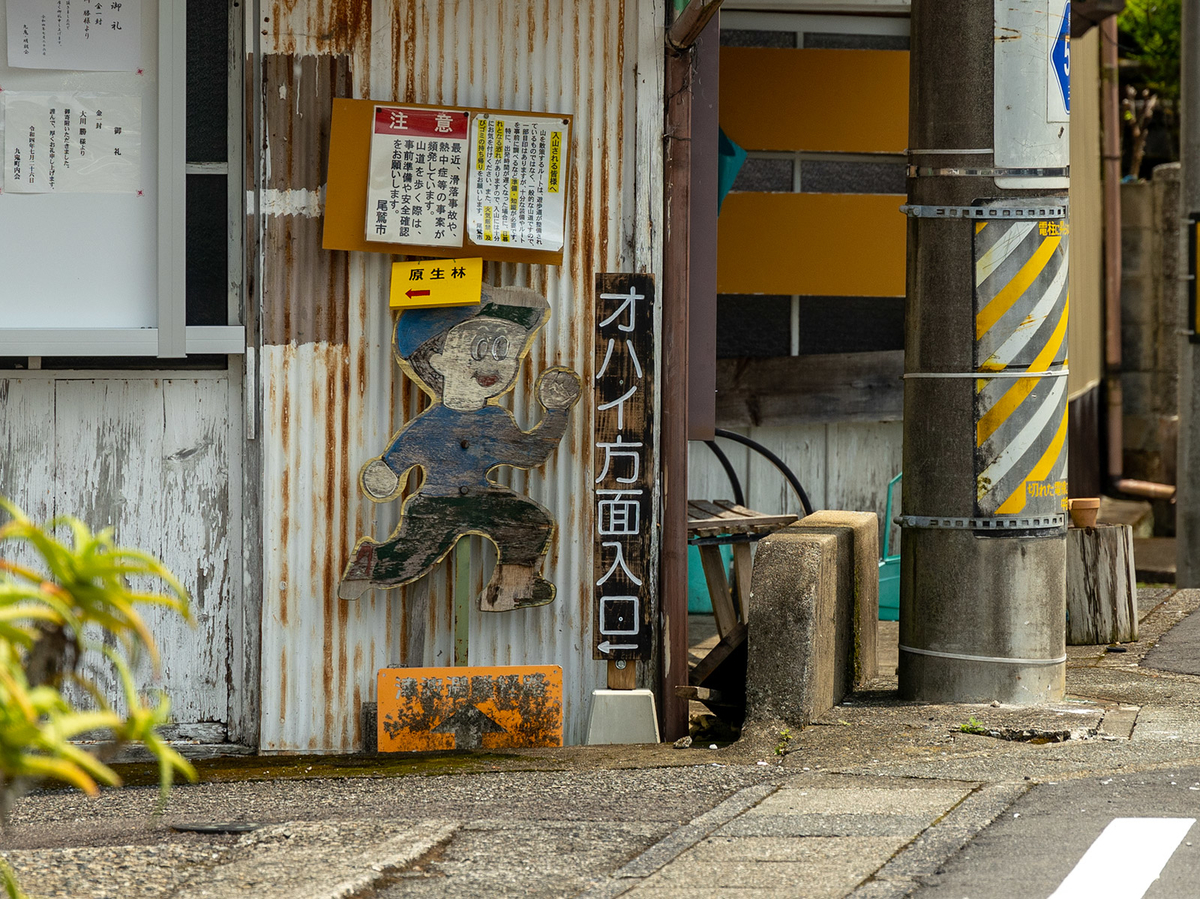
left=900, top=0, right=1070, bottom=703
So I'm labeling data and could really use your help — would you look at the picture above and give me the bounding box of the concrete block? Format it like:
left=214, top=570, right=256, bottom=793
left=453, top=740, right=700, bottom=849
left=585, top=689, right=660, bottom=745
left=1122, top=325, right=1156, bottom=374
left=745, top=513, right=880, bottom=729
left=745, top=531, right=837, bottom=726
left=791, top=510, right=880, bottom=686
left=1120, top=181, right=1153, bottom=230
left=1121, top=373, right=1155, bottom=422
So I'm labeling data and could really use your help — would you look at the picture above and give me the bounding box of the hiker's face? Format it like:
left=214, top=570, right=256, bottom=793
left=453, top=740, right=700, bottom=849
left=432, top=318, right=528, bottom=408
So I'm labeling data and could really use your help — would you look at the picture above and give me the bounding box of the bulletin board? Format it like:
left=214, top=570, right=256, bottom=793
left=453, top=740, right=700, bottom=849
left=0, top=0, right=160, bottom=330
left=323, top=99, right=572, bottom=266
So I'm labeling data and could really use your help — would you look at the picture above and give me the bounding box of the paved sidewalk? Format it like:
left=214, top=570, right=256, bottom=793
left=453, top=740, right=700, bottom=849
left=6, top=589, right=1200, bottom=898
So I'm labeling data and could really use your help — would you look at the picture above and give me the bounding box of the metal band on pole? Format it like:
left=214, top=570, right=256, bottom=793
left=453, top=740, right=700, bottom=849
left=907, top=165, right=1071, bottom=178
left=898, top=514, right=1066, bottom=531
left=899, top=645, right=1068, bottom=666
left=903, top=369, right=1069, bottom=380
left=899, top=204, right=1068, bottom=220
left=908, top=148, right=995, bottom=155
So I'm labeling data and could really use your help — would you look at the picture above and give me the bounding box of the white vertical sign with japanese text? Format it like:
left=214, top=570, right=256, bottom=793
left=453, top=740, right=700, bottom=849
left=6, top=0, right=142, bottom=71
left=467, top=113, right=568, bottom=253
left=365, top=105, right=469, bottom=247
left=593, top=273, right=656, bottom=662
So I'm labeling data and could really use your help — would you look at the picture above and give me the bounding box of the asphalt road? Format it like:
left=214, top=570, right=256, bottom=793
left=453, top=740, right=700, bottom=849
left=1143, top=609, right=1200, bottom=676
left=914, top=767, right=1200, bottom=898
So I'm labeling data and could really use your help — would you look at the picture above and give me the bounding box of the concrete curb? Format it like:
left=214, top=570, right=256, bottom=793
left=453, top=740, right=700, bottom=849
left=848, top=782, right=1030, bottom=897
left=577, top=781, right=782, bottom=898
left=313, top=819, right=459, bottom=899
left=171, top=818, right=459, bottom=899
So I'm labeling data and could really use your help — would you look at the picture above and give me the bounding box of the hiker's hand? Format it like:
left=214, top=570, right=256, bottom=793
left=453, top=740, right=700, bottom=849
left=361, top=460, right=399, bottom=500
left=538, top=369, right=582, bottom=411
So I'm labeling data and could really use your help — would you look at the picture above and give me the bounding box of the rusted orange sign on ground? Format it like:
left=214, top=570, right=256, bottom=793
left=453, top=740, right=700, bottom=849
left=377, top=665, right=563, bottom=752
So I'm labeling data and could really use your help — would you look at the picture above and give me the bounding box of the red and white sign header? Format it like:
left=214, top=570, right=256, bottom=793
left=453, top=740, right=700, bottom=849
left=373, top=106, right=469, bottom=139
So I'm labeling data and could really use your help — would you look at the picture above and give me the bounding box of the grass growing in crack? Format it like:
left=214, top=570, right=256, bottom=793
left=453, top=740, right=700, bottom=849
left=774, top=728, right=793, bottom=757
left=958, top=717, right=989, bottom=735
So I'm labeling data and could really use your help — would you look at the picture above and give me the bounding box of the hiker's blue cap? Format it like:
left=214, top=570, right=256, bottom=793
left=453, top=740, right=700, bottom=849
left=394, top=293, right=547, bottom=359
left=394, top=305, right=480, bottom=358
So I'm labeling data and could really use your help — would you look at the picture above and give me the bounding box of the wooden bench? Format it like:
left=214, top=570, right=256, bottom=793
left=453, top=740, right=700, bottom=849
left=681, top=501, right=798, bottom=720
left=687, top=500, right=798, bottom=637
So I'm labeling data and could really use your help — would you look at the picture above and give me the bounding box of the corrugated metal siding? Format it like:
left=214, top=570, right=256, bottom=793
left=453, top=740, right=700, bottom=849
left=255, top=0, right=664, bottom=751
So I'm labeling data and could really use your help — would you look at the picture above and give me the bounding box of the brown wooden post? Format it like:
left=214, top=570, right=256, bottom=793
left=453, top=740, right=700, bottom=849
left=607, top=660, right=638, bottom=691
left=660, top=43, right=693, bottom=742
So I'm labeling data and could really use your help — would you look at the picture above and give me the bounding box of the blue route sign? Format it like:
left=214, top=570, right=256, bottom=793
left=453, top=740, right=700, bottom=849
left=1051, top=1, right=1071, bottom=115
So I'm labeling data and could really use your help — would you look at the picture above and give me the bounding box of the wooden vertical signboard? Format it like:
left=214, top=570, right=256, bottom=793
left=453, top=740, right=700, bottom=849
left=593, top=274, right=657, bottom=662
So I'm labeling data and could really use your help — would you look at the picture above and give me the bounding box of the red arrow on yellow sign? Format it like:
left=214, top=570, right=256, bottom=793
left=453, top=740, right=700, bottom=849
left=389, top=257, right=483, bottom=309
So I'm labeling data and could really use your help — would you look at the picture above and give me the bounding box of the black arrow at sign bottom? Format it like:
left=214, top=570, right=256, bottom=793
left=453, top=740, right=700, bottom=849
left=431, top=704, right=507, bottom=749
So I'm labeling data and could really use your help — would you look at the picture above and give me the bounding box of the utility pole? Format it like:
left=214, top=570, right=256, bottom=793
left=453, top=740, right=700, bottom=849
left=1176, top=0, right=1200, bottom=586
left=900, top=0, right=1071, bottom=703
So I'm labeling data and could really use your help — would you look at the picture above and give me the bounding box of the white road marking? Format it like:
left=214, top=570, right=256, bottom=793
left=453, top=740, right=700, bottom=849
left=1049, top=817, right=1195, bottom=899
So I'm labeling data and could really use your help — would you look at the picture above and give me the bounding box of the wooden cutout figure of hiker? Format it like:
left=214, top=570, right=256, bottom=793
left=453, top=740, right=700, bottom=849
left=339, top=286, right=582, bottom=611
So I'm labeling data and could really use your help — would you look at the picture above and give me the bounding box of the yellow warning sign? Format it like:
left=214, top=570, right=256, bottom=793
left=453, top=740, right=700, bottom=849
left=389, top=257, right=483, bottom=309
left=377, top=665, right=563, bottom=753
left=549, top=131, right=562, bottom=193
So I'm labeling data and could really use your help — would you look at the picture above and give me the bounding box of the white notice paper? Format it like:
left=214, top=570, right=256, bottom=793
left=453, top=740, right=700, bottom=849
left=4, top=92, right=142, bottom=193
left=6, top=0, right=142, bottom=71
left=366, top=105, right=470, bottom=247
left=467, top=113, right=568, bottom=253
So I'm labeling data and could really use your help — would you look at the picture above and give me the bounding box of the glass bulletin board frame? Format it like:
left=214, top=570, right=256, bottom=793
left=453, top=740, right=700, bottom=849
left=0, top=1, right=243, bottom=358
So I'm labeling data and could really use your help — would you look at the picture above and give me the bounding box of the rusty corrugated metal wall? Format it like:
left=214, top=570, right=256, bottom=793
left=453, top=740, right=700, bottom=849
left=252, top=0, right=665, bottom=751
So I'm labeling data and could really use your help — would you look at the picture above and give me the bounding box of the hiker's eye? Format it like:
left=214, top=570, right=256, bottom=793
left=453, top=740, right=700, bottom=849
left=471, top=335, right=510, bottom=361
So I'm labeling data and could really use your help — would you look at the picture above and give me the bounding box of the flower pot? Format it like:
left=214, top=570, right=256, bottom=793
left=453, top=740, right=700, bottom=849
left=1068, top=497, right=1100, bottom=528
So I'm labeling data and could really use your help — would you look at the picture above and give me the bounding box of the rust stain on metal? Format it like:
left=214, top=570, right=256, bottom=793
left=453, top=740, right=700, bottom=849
left=261, top=53, right=352, bottom=348
left=352, top=677, right=363, bottom=747
left=449, top=0, right=460, bottom=101
left=496, top=6, right=506, bottom=106
left=269, top=0, right=372, bottom=62
left=356, top=309, right=368, bottom=397
left=262, top=55, right=351, bottom=191
left=280, top=647, right=288, bottom=720
left=279, top=558, right=290, bottom=626
left=326, top=0, right=373, bottom=57
left=378, top=666, right=563, bottom=752
left=435, top=4, right=448, bottom=102
left=316, top=348, right=340, bottom=729
left=279, top=349, right=292, bottom=626
left=263, top=215, right=350, bottom=346
left=462, top=2, right=473, bottom=95
left=316, top=355, right=338, bottom=741
left=403, top=2, right=418, bottom=103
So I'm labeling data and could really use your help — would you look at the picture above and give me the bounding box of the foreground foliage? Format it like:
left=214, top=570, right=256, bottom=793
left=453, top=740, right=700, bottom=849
left=0, top=499, right=198, bottom=896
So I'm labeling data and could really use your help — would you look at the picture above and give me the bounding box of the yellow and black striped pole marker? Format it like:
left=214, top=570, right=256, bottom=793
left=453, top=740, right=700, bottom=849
left=973, top=216, right=1070, bottom=518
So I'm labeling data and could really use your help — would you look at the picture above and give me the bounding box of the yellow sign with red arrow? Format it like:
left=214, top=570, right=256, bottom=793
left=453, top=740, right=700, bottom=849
left=389, top=257, right=483, bottom=309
